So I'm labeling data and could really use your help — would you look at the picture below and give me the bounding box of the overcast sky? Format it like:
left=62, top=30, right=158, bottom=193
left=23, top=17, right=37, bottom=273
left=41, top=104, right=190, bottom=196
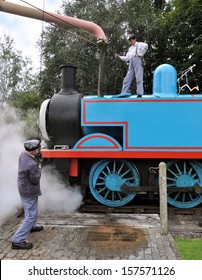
left=0, top=0, right=62, bottom=71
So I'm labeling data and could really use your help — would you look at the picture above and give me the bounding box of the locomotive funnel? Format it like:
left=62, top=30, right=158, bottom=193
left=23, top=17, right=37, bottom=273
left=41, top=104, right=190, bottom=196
left=59, top=64, right=77, bottom=95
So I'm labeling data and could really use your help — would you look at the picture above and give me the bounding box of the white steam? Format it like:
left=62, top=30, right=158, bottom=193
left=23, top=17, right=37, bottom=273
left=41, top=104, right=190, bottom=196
left=0, top=106, right=83, bottom=226
left=39, top=166, right=83, bottom=213
left=0, top=107, right=23, bottom=225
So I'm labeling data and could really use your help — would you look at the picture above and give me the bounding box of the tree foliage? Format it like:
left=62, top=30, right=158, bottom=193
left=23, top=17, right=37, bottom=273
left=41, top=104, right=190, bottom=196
left=163, top=0, right=202, bottom=90
left=0, top=34, right=35, bottom=101
left=0, top=34, right=41, bottom=137
left=0, top=34, right=42, bottom=112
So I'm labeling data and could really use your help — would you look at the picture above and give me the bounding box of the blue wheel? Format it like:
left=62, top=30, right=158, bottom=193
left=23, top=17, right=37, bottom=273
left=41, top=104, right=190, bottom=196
left=89, top=159, right=140, bottom=207
left=166, top=160, right=202, bottom=208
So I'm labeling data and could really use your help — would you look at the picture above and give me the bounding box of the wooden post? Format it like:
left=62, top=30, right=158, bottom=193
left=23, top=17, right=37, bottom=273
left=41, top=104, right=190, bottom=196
left=159, top=162, right=168, bottom=235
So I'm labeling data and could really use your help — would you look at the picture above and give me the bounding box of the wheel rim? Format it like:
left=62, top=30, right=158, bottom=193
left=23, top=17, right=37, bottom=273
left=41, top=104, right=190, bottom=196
left=166, top=160, right=202, bottom=208
left=89, top=159, right=140, bottom=207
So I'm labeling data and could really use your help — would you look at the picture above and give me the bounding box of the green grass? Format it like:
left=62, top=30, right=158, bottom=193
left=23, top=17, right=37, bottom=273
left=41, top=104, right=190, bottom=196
left=175, top=238, right=202, bottom=260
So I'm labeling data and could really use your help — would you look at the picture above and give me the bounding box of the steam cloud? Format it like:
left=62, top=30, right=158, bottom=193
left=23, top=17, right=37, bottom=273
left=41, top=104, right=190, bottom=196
left=0, top=107, right=23, bottom=225
left=40, top=166, right=83, bottom=213
left=0, top=106, right=83, bottom=226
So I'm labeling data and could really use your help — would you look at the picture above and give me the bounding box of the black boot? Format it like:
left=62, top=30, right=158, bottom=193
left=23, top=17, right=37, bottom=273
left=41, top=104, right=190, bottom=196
left=12, top=241, right=33, bottom=250
left=30, top=226, right=44, bottom=232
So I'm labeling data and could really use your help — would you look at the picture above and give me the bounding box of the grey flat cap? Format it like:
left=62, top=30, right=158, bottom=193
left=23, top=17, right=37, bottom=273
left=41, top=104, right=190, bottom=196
left=24, top=139, right=41, bottom=151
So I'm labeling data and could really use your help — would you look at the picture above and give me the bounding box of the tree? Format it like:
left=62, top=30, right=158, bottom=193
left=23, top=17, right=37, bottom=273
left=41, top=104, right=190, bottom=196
left=0, top=34, right=41, bottom=138
left=0, top=34, right=34, bottom=102
left=163, top=0, right=202, bottom=91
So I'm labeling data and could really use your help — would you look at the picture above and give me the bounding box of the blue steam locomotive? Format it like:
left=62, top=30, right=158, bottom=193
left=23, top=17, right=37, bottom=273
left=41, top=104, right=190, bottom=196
left=39, top=63, right=202, bottom=209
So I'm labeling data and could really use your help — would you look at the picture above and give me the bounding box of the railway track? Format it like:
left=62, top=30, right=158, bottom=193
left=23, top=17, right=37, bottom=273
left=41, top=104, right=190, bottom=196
left=80, top=198, right=202, bottom=216
left=80, top=204, right=202, bottom=216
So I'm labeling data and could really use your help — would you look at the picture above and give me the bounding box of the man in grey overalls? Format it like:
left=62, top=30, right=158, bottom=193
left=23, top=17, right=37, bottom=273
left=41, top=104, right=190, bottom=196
left=12, top=139, right=43, bottom=250
left=115, top=34, right=148, bottom=97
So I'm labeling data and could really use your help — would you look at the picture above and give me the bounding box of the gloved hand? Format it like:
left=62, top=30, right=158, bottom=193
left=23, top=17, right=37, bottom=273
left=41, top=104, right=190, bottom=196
left=34, top=152, right=43, bottom=166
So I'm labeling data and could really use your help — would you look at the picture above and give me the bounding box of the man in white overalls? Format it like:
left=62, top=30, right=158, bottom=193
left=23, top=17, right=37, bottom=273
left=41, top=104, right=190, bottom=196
left=115, top=34, right=148, bottom=97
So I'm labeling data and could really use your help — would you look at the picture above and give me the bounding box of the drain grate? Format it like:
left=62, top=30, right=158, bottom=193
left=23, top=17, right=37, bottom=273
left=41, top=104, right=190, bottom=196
left=84, top=225, right=146, bottom=252
left=87, top=232, right=111, bottom=241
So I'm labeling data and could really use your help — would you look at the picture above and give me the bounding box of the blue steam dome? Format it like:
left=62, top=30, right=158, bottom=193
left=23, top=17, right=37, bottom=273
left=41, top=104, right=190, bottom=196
left=153, top=64, right=177, bottom=97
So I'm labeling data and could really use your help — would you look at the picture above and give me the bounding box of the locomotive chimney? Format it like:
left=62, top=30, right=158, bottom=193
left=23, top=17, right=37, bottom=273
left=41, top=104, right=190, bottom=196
left=59, top=64, right=77, bottom=94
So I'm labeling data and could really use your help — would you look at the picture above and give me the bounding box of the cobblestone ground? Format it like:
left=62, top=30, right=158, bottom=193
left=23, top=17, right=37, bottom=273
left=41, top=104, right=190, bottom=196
left=0, top=212, right=201, bottom=260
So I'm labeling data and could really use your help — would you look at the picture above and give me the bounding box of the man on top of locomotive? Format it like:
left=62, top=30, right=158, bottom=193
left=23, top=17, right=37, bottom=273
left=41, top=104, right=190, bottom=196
left=115, top=34, right=148, bottom=97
